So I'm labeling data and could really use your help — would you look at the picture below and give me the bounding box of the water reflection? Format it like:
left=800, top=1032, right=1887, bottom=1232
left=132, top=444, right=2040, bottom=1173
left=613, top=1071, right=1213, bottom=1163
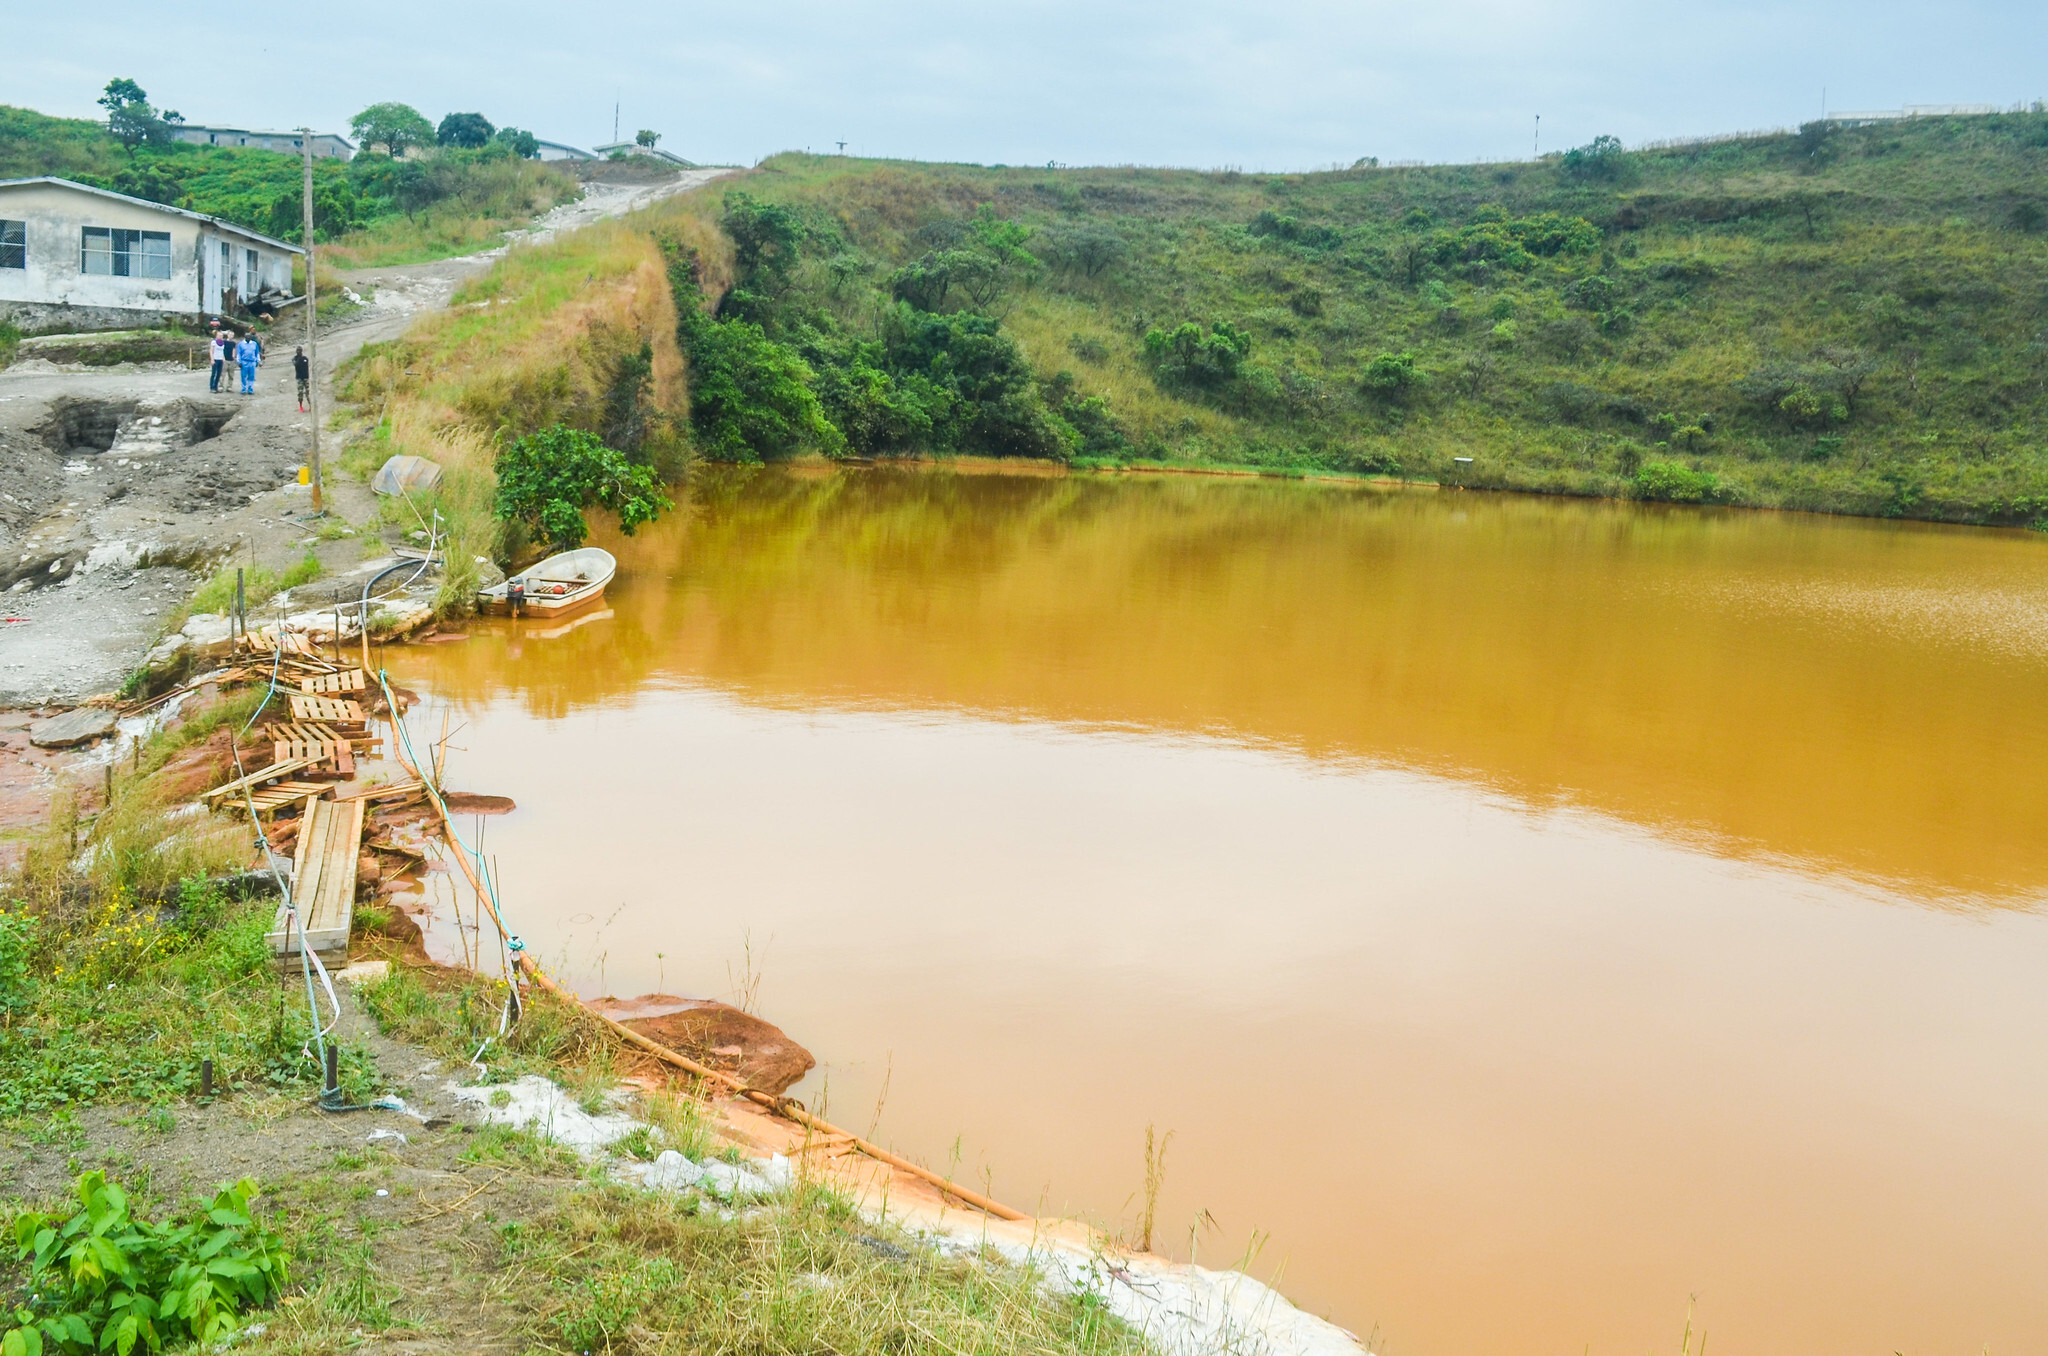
left=397, top=467, right=2048, bottom=1353
left=419, top=466, right=2048, bottom=905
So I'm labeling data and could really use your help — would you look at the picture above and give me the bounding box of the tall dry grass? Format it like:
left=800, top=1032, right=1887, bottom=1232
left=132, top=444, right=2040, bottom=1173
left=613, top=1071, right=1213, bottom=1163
left=335, top=188, right=737, bottom=611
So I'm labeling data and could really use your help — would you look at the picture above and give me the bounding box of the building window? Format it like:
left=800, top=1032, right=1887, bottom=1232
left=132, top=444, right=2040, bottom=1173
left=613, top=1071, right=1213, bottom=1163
left=80, top=227, right=173, bottom=279
left=243, top=247, right=258, bottom=295
left=0, top=220, right=23, bottom=270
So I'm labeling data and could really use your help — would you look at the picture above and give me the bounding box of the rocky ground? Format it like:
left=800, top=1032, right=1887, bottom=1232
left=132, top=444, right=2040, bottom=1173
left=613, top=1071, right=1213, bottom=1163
left=0, top=170, right=723, bottom=711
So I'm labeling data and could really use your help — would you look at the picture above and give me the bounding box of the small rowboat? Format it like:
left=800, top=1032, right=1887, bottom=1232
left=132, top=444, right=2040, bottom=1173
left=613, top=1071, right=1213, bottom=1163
left=477, top=546, right=615, bottom=617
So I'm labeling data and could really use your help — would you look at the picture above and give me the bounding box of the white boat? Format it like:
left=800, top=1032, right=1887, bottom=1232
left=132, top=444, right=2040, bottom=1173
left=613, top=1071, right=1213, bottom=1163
left=476, top=547, right=615, bottom=617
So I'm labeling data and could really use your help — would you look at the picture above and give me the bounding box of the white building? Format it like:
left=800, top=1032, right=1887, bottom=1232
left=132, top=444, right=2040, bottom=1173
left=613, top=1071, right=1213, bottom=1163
left=170, top=125, right=356, bottom=160
left=534, top=139, right=596, bottom=162
left=592, top=142, right=698, bottom=168
left=0, top=177, right=303, bottom=332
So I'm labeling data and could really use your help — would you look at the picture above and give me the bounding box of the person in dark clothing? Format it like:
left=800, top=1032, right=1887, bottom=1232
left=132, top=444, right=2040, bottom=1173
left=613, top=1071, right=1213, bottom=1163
left=293, top=347, right=311, bottom=412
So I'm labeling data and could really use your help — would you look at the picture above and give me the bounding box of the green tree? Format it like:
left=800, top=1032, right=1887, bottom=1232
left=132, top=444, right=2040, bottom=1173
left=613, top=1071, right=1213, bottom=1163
left=1361, top=350, right=1429, bottom=399
left=493, top=127, right=540, bottom=159
left=720, top=192, right=807, bottom=293
left=1560, top=134, right=1631, bottom=183
left=1143, top=320, right=1252, bottom=388
left=635, top=129, right=661, bottom=147
left=437, top=112, right=495, bottom=149
left=350, top=102, right=435, bottom=157
left=98, top=78, right=172, bottom=152
left=680, top=307, right=842, bottom=462
left=494, top=426, right=671, bottom=550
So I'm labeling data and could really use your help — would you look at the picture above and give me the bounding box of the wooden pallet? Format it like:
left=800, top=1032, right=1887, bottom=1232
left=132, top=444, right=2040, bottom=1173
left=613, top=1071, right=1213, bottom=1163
left=289, top=695, right=368, bottom=725
left=335, top=779, right=424, bottom=806
left=268, top=795, right=364, bottom=962
left=245, top=780, right=336, bottom=813
left=203, top=757, right=317, bottom=807
left=267, top=721, right=382, bottom=766
left=299, top=669, right=366, bottom=695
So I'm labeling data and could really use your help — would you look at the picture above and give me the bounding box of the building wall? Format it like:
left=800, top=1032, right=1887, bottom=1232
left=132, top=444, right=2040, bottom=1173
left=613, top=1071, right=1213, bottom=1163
left=0, top=183, right=298, bottom=328
left=170, top=128, right=354, bottom=160
left=0, top=183, right=201, bottom=316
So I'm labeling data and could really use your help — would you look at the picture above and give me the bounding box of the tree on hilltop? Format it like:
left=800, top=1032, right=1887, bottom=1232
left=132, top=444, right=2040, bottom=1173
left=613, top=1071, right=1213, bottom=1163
left=438, top=112, right=495, bottom=149
left=636, top=129, right=661, bottom=147
left=350, top=102, right=435, bottom=157
left=98, top=78, right=177, bottom=152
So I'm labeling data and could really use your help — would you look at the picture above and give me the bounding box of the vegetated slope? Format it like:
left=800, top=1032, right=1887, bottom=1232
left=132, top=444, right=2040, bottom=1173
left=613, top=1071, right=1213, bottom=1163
left=670, top=115, right=2048, bottom=525
left=0, top=105, right=577, bottom=266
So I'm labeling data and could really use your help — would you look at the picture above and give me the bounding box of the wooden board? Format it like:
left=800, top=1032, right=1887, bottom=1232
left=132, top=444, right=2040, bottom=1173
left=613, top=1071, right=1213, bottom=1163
left=299, top=669, right=366, bottom=695
left=203, top=757, right=317, bottom=805
left=269, top=795, right=364, bottom=960
left=289, top=695, right=368, bottom=724
left=245, top=781, right=336, bottom=813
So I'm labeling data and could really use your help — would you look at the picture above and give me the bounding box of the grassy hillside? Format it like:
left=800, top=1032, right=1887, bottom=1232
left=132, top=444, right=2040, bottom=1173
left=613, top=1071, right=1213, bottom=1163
left=659, top=114, right=2048, bottom=525
left=0, top=105, right=576, bottom=266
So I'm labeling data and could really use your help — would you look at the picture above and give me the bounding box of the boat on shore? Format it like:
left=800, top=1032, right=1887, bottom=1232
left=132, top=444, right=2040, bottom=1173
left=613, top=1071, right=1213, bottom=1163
left=476, top=547, right=616, bottom=617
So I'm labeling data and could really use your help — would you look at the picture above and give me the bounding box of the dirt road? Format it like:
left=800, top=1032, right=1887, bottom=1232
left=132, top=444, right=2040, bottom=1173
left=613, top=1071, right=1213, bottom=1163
left=0, top=170, right=725, bottom=709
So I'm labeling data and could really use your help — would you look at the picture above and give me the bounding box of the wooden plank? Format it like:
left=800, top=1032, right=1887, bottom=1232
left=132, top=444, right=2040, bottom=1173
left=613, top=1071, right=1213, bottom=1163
left=336, top=780, right=424, bottom=804
left=269, top=795, right=362, bottom=960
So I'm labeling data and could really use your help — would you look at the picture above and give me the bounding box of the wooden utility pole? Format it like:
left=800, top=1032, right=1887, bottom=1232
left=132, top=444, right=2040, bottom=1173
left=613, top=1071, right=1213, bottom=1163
left=300, top=128, right=324, bottom=513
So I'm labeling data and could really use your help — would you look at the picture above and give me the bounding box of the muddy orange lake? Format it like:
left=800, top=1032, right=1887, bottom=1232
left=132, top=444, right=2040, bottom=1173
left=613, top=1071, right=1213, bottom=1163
left=398, top=466, right=2048, bottom=1355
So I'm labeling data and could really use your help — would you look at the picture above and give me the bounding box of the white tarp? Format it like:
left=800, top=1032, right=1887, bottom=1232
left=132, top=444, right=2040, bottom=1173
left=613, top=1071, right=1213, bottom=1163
left=370, top=454, right=443, bottom=496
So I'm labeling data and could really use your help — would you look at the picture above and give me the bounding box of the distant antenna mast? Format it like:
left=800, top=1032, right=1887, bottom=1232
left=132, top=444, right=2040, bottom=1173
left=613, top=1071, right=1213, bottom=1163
left=836, top=140, right=847, bottom=154
left=613, top=94, right=620, bottom=144
left=1533, top=114, right=1540, bottom=158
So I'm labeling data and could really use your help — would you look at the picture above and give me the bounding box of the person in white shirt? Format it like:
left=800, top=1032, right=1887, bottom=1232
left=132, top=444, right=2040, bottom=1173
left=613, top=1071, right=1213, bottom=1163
left=208, top=329, right=231, bottom=392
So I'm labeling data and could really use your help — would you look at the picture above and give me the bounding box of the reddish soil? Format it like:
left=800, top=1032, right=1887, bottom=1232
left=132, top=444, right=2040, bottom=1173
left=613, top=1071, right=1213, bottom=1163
left=596, top=994, right=818, bottom=1095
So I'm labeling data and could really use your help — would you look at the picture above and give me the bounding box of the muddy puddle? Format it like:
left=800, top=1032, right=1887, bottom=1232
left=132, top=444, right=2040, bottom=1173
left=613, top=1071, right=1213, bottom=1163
left=398, top=467, right=2048, bottom=1354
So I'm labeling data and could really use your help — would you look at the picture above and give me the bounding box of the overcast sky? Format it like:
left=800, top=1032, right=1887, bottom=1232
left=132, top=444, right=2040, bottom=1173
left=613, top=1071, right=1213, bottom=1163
left=14, top=0, right=2045, bottom=170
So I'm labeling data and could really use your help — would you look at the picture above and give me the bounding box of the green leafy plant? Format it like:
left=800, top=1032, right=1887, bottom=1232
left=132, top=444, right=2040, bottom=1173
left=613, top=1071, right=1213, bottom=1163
left=1634, top=461, right=1725, bottom=504
left=493, top=426, right=672, bottom=551
left=5, top=1172, right=288, bottom=1356
left=0, top=910, right=31, bottom=1016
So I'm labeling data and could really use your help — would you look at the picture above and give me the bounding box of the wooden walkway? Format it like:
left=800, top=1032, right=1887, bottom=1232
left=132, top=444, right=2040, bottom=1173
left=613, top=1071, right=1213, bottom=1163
left=268, top=795, right=365, bottom=963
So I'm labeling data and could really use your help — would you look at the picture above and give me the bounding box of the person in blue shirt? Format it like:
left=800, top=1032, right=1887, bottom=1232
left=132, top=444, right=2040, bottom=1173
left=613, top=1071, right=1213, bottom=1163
left=236, top=335, right=260, bottom=395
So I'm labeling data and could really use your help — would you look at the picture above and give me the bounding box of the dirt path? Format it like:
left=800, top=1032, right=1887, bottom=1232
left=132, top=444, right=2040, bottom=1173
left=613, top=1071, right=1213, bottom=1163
left=0, top=170, right=726, bottom=710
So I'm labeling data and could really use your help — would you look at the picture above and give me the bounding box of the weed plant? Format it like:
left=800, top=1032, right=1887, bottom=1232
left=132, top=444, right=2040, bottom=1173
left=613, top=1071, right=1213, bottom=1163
left=0, top=695, right=372, bottom=1120
left=511, top=1185, right=1146, bottom=1356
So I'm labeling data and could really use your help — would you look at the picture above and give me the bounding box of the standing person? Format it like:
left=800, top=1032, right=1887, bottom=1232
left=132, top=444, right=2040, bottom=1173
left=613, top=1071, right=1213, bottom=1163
left=292, top=346, right=311, bottom=413
left=208, top=329, right=229, bottom=392
left=236, top=334, right=260, bottom=395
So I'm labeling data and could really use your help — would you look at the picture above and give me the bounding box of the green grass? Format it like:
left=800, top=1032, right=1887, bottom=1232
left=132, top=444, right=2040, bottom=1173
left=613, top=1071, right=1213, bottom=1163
left=684, top=112, right=2048, bottom=525
left=509, top=1185, right=1148, bottom=1356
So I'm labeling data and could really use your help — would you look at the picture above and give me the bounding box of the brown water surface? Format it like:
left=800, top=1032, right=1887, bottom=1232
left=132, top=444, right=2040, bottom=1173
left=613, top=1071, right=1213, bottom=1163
left=402, top=468, right=2048, bottom=1355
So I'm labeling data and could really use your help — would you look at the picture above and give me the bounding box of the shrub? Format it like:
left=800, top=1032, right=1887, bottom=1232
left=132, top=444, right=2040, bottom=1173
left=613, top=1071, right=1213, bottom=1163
left=1143, top=320, right=1252, bottom=388
left=1561, top=135, right=1632, bottom=183
left=4, top=1172, right=289, bottom=1356
left=1361, top=350, right=1429, bottom=398
left=1634, top=461, right=1724, bottom=503
left=494, top=426, right=671, bottom=549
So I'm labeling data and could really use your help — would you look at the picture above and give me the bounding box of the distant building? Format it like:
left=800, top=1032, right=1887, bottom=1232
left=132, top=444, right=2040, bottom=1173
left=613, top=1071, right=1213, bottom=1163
left=170, top=125, right=356, bottom=160
left=533, top=139, right=596, bottom=162
left=592, top=142, right=698, bottom=168
left=0, top=177, right=303, bottom=332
